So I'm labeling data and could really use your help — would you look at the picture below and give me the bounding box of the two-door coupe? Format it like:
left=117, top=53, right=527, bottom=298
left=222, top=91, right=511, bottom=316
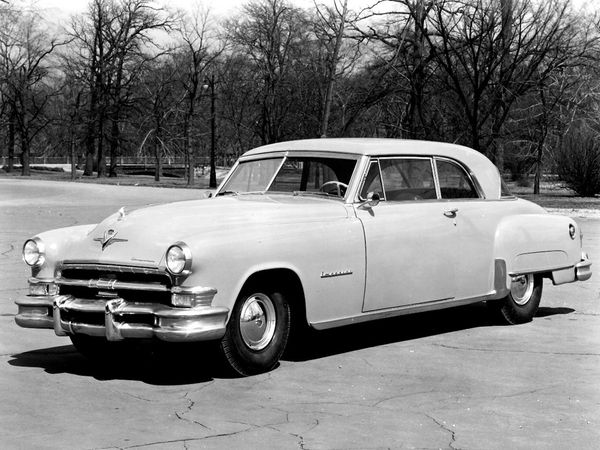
left=16, top=139, right=592, bottom=375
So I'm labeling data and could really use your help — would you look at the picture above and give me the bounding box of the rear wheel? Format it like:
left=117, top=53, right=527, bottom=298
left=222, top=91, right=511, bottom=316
left=219, top=287, right=291, bottom=376
left=489, top=273, right=543, bottom=324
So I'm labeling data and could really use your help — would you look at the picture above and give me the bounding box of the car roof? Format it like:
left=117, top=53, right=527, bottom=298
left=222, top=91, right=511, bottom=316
left=241, top=138, right=503, bottom=199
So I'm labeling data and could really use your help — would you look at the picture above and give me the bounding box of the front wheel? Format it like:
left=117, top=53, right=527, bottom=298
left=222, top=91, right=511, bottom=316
left=489, top=273, right=543, bottom=324
left=219, top=287, right=291, bottom=376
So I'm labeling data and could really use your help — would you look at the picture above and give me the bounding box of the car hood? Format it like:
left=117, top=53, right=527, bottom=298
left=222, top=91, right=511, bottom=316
left=61, top=194, right=349, bottom=266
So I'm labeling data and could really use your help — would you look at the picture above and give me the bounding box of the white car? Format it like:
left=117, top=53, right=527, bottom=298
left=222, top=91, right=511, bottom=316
left=17, top=139, right=592, bottom=375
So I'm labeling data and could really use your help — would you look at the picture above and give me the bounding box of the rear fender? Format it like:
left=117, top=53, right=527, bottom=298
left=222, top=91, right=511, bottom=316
left=493, top=214, right=581, bottom=290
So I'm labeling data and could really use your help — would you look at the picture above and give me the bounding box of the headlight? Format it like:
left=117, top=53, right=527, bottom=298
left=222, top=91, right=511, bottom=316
left=23, top=238, right=45, bottom=266
left=166, top=242, right=192, bottom=275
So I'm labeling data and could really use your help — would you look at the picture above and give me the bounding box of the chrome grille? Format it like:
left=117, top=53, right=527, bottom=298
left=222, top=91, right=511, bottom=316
left=57, top=263, right=172, bottom=304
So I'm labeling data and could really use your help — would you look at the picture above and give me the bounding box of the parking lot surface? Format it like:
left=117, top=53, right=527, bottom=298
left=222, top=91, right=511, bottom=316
left=1, top=178, right=598, bottom=449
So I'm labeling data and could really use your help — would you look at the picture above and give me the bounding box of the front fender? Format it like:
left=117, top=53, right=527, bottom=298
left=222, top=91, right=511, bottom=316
left=180, top=217, right=366, bottom=325
left=28, top=224, right=97, bottom=279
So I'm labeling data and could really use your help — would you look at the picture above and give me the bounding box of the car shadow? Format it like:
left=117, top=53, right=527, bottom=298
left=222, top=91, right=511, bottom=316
left=283, top=302, right=575, bottom=362
left=8, top=341, right=217, bottom=385
left=7, top=304, right=576, bottom=381
left=535, top=306, right=575, bottom=318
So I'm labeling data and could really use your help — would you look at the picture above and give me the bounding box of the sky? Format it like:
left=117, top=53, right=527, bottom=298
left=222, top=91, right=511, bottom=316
left=34, top=0, right=362, bottom=24
left=27, top=0, right=599, bottom=28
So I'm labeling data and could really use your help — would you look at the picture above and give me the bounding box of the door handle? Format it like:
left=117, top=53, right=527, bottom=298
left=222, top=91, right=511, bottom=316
left=443, top=208, right=459, bottom=217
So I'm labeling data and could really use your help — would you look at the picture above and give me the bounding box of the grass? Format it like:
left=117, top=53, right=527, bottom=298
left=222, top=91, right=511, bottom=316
left=508, top=177, right=600, bottom=211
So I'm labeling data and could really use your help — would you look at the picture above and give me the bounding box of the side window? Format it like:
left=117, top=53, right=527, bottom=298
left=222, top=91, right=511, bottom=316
left=269, top=157, right=356, bottom=194
left=379, top=158, right=436, bottom=201
left=360, top=161, right=384, bottom=200
left=500, top=178, right=514, bottom=198
left=436, top=159, right=479, bottom=199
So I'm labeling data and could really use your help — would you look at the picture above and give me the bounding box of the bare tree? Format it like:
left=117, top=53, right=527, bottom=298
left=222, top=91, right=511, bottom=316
left=226, top=0, right=309, bottom=145
left=0, top=3, right=61, bottom=176
left=138, top=57, right=179, bottom=181
left=69, top=0, right=172, bottom=177
left=313, top=0, right=353, bottom=137
left=176, top=6, right=220, bottom=185
left=424, top=0, right=581, bottom=157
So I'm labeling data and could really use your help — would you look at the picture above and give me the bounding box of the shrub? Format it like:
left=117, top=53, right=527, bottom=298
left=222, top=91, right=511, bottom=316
left=554, top=127, right=600, bottom=197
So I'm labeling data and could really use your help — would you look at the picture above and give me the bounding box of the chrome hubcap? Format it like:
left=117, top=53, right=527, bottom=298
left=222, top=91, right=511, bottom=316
left=510, top=274, right=534, bottom=306
left=239, top=293, right=276, bottom=351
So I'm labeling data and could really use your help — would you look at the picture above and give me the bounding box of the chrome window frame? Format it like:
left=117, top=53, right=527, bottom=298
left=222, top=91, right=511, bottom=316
left=356, top=156, right=437, bottom=203
left=216, top=151, right=362, bottom=201
left=433, top=157, right=484, bottom=200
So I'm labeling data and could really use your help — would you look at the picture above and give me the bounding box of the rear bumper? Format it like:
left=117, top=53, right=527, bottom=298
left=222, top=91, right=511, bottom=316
left=575, top=252, right=592, bottom=281
left=15, top=295, right=229, bottom=342
left=551, top=252, right=592, bottom=285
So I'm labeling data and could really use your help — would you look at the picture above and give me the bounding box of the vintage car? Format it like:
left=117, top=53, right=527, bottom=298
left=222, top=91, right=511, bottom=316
left=16, top=139, right=592, bottom=375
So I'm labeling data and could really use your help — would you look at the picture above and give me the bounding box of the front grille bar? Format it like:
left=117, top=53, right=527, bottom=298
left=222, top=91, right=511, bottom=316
left=56, top=277, right=169, bottom=292
left=59, top=262, right=166, bottom=276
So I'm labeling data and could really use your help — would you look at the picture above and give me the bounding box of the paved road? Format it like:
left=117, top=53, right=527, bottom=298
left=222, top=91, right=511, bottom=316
left=1, top=178, right=598, bottom=449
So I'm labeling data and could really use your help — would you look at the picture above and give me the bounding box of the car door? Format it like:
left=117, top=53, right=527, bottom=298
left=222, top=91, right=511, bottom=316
left=355, top=157, right=461, bottom=312
left=434, top=157, right=496, bottom=299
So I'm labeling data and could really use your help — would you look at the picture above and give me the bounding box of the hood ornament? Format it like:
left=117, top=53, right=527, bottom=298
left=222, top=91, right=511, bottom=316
left=94, top=229, right=128, bottom=251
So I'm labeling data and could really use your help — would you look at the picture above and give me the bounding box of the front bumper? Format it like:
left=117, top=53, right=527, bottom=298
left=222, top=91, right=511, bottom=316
left=15, top=295, right=229, bottom=342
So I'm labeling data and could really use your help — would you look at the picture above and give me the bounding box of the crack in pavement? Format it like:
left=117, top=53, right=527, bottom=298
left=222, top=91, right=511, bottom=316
left=371, top=389, right=438, bottom=408
left=111, top=426, right=255, bottom=449
left=430, top=342, right=600, bottom=357
left=172, top=386, right=216, bottom=431
left=1, top=243, right=14, bottom=257
left=426, top=414, right=458, bottom=450
left=239, top=405, right=322, bottom=449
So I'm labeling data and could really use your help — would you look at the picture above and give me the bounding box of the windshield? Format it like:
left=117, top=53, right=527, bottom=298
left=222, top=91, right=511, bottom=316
left=219, top=155, right=358, bottom=198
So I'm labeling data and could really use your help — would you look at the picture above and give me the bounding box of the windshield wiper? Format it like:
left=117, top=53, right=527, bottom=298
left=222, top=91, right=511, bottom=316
left=216, top=190, right=239, bottom=196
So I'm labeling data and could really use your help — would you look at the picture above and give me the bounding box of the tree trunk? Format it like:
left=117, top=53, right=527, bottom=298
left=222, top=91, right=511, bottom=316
left=154, top=119, right=162, bottom=182
left=184, top=116, right=194, bottom=185
left=533, top=141, right=543, bottom=195
left=20, top=129, right=30, bottom=176
left=109, top=117, right=119, bottom=177
left=7, top=109, right=15, bottom=173
left=70, top=128, right=77, bottom=180
left=97, top=116, right=106, bottom=177
left=84, top=118, right=96, bottom=176
left=489, top=0, right=513, bottom=171
left=209, top=76, right=217, bottom=188
left=320, top=0, right=348, bottom=138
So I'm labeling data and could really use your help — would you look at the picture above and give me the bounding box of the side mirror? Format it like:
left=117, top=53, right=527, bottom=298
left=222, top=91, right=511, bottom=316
left=359, top=192, right=380, bottom=209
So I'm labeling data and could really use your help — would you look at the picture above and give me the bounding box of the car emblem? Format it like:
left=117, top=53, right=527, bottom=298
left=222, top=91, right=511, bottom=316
left=94, top=229, right=128, bottom=251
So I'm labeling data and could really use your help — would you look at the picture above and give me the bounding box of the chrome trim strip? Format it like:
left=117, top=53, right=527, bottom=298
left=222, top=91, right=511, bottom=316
left=56, top=277, right=169, bottom=292
left=59, top=262, right=164, bottom=275
left=28, top=277, right=56, bottom=285
left=313, top=291, right=498, bottom=330
left=171, top=286, right=218, bottom=296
